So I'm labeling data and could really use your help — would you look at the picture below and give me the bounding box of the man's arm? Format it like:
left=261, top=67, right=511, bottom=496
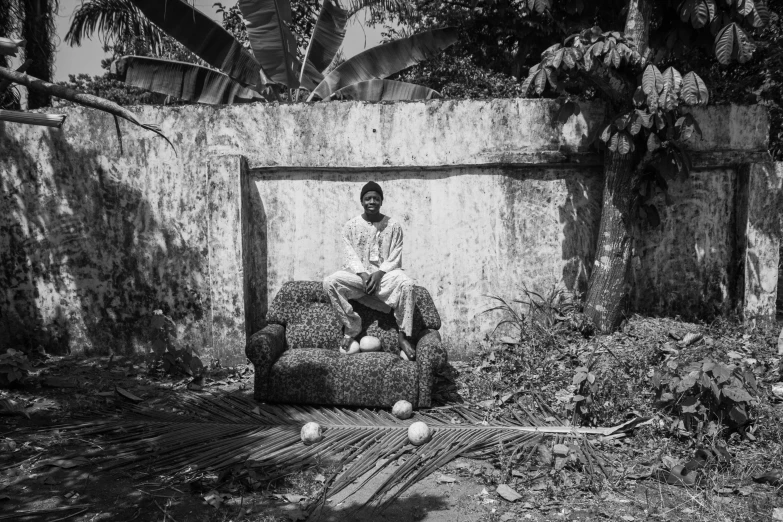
left=379, top=223, right=403, bottom=273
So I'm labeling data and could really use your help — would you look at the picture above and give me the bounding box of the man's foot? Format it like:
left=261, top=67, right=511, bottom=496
left=398, top=331, right=416, bottom=361
left=340, top=335, right=355, bottom=350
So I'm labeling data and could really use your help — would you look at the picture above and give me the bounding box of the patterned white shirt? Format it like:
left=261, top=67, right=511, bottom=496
left=342, top=215, right=403, bottom=275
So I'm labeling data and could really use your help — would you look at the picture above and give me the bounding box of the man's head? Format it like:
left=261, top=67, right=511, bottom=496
left=360, top=181, right=383, bottom=217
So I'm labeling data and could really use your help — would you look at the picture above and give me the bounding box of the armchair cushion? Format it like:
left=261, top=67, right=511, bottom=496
left=267, top=349, right=418, bottom=407
left=285, top=303, right=342, bottom=351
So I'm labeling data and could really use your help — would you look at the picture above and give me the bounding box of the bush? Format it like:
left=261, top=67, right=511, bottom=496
left=0, top=349, right=32, bottom=387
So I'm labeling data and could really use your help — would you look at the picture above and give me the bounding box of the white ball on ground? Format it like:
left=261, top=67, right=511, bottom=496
left=339, top=340, right=360, bottom=355
left=392, top=400, right=413, bottom=420
left=359, top=336, right=382, bottom=352
left=300, top=422, right=323, bottom=445
left=407, top=421, right=432, bottom=446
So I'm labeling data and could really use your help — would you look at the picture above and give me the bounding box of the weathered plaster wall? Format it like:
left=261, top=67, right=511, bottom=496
left=0, top=100, right=775, bottom=362
left=247, top=167, right=603, bottom=353
left=0, top=108, right=212, bottom=358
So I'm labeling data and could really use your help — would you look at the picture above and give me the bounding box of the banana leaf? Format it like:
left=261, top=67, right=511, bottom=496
left=128, top=0, right=263, bottom=88
left=308, top=27, right=458, bottom=101
left=328, top=79, right=441, bottom=101
left=0, top=109, right=65, bottom=128
left=239, top=0, right=301, bottom=89
left=0, top=37, right=25, bottom=57
left=300, top=0, right=348, bottom=86
left=113, top=56, right=264, bottom=105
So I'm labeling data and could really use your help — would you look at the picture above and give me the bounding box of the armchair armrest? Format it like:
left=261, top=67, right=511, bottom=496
left=415, top=329, right=447, bottom=409
left=246, top=324, right=287, bottom=401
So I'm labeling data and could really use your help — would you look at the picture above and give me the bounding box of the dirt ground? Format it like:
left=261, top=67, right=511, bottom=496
left=1, top=315, right=783, bottom=521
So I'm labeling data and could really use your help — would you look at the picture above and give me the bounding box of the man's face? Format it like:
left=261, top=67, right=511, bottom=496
left=361, top=191, right=382, bottom=216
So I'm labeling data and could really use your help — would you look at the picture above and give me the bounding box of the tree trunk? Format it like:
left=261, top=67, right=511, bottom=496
left=22, top=0, right=56, bottom=109
left=583, top=152, right=636, bottom=331
left=623, top=0, right=653, bottom=58
left=582, top=0, right=652, bottom=332
left=0, top=0, right=15, bottom=108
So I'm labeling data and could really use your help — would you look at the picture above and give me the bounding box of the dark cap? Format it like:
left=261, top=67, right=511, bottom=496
left=360, top=181, right=383, bottom=201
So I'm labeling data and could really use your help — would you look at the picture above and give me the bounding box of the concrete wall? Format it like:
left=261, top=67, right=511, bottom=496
left=0, top=100, right=776, bottom=362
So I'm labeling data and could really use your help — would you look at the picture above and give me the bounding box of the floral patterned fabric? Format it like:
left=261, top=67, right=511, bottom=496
left=246, top=280, right=446, bottom=408
left=415, top=329, right=447, bottom=408
left=266, top=281, right=440, bottom=352
left=267, top=349, right=418, bottom=407
left=246, top=324, right=287, bottom=400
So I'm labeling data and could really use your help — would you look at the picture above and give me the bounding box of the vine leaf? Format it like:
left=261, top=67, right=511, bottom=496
left=714, top=22, right=755, bottom=64
left=679, top=0, right=716, bottom=29
left=662, top=67, right=683, bottom=94
left=680, top=71, right=709, bottom=105
left=642, top=64, right=664, bottom=103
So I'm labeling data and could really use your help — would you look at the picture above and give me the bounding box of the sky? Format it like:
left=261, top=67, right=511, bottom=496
left=53, top=0, right=386, bottom=81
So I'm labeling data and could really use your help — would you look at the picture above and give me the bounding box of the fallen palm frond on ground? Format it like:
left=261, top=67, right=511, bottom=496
left=50, top=393, right=647, bottom=512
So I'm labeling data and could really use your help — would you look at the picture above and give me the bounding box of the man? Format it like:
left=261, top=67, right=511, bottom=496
left=323, top=181, right=416, bottom=360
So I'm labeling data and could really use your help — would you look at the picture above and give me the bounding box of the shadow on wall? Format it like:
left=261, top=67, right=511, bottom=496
left=0, top=123, right=210, bottom=356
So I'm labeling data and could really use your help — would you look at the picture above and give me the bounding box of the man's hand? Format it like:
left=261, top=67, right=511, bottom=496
left=365, top=270, right=385, bottom=295
left=358, top=272, right=370, bottom=289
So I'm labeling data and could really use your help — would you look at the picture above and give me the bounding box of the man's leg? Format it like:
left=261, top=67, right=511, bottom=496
left=375, top=270, right=416, bottom=358
left=323, top=271, right=367, bottom=342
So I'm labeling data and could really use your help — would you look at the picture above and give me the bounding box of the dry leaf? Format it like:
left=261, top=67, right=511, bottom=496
left=553, top=444, right=569, bottom=456
left=204, top=491, right=222, bottom=508
left=0, top=399, right=28, bottom=418
left=753, top=470, right=783, bottom=487
left=37, top=457, right=89, bottom=469
left=773, top=507, right=783, bottom=521
left=496, top=484, right=522, bottom=502
left=276, top=504, right=307, bottom=521
left=115, top=387, right=143, bottom=403
left=678, top=332, right=702, bottom=347
left=44, top=377, right=78, bottom=388
left=436, top=474, right=457, bottom=484
left=284, top=494, right=307, bottom=503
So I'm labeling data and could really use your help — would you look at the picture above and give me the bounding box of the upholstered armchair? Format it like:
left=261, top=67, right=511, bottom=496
left=246, top=281, right=447, bottom=409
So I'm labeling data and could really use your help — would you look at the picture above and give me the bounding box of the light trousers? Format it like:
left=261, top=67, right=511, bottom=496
left=323, top=269, right=414, bottom=338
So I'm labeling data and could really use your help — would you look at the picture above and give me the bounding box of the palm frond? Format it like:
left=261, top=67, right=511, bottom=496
left=0, top=58, right=31, bottom=93
left=338, top=0, right=412, bottom=18
left=65, top=0, right=165, bottom=55
left=0, top=109, right=65, bottom=128
left=0, top=36, right=24, bottom=57
left=53, top=393, right=646, bottom=512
